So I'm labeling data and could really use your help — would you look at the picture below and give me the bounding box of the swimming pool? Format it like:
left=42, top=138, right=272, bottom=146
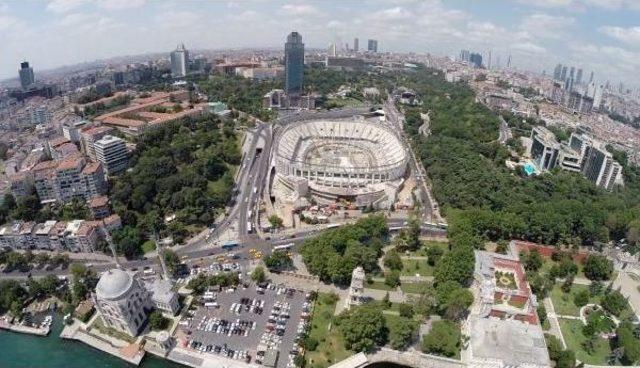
left=523, top=162, right=536, bottom=176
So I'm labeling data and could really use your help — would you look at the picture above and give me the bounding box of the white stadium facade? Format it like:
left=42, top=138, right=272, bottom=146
left=273, top=116, right=408, bottom=208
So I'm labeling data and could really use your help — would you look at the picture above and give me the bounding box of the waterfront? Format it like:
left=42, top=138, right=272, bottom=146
left=0, top=315, right=186, bottom=368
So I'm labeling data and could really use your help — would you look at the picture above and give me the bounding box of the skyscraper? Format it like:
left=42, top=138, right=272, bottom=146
left=328, top=43, right=337, bottom=57
left=353, top=38, right=359, bottom=52
left=285, top=31, right=304, bottom=98
left=576, top=68, right=583, bottom=85
left=469, top=53, right=483, bottom=68
left=170, top=43, right=189, bottom=78
left=19, top=61, right=35, bottom=90
left=553, top=64, right=562, bottom=80
left=588, top=71, right=594, bottom=84
left=569, top=66, right=575, bottom=81
left=367, top=39, right=378, bottom=53
left=560, top=66, right=568, bottom=81
left=460, top=49, right=470, bottom=63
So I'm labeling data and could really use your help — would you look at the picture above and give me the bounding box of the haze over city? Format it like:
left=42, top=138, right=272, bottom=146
left=2, top=0, right=640, bottom=85
left=1, top=2, right=640, bottom=368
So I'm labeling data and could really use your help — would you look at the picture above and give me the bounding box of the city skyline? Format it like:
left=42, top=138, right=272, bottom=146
left=1, top=1, right=640, bottom=86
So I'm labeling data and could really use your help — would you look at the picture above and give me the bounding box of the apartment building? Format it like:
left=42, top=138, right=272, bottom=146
left=80, top=125, right=114, bottom=159
left=0, top=217, right=120, bottom=252
left=94, top=135, right=128, bottom=176
left=11, top=156, right=107, bottom=204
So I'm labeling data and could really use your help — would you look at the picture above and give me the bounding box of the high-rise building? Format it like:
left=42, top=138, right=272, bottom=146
left=469, top=53, right=483, bottom=68
left=569, top=66, right=575, bottom=81
left=19, top=61, right=35, bottom=90
left=284, top=31, right=304, bottom=98
left=588, top=71, right=594, bottom=84
left=530, top=126, right=560, bottom=171
left=170, top=43, right=189, bottom=78
left=353, top=38, right=359, bottom=52
left=328, top=43, right=337, bottom=57
left=460, top=49, right=471, bottom=63
left=553, top=64, right=562, bottom=80
left=560, top=66, right=568, bottom=81
left=94, top=135, right=128, bottom=176
left=367, top=39, right=378, bottom=53
left=576, top=68, right=583, bottom=85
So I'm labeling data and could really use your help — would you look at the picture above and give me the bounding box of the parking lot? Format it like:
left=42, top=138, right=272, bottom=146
left=179, top=282, right=312, bottom=368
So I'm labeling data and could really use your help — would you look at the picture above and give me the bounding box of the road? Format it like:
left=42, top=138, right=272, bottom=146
left=498, top=115, right=512, bottom=145
left=383, top=97, right=439, bottom=223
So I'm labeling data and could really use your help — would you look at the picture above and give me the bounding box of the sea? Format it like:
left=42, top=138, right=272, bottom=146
left=0, top=315, right=186, bottom=368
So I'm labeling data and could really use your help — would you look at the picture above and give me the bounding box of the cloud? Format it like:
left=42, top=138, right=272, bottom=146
left=511, top=42, right=547, bottom=54
left=47, top=0, right=88, bottom=14
left=0, top=13, right=23, bottom=32
left=281, top=4, right=322, bottom=16
left=519, top=13, right=575, bottom=40
left=599, top=26, right=640, bottom=46
left=520, top=0, right=640, bottom=10
left=97, top=0, right=146, bottom=10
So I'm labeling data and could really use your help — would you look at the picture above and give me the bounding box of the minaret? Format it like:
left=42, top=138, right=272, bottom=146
left=101, top=226, right=121, bottom=269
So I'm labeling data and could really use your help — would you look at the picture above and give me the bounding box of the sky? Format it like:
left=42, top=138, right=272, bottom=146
left=1, top=0, right=640, bottom=86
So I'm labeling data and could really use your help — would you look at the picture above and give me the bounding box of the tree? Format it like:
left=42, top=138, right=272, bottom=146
left=267, top=215, right=283, bottom=229
left=521, top=250, right=543, bottom=272
left=602, top=290, right=628, bottom=316
left=425, top=245, right=444, bottom=266
left=573, top=289, right=590, bottom=307
left=251, top=266, right=266, bottom=283
left=382, top=292, right=391, bottom=309
left=395, top=216, right=421, bottom=252
left=421, top=320, right=460, bottom=357
left=444, top=288, right=474, bottom=321
left=163, top=248, right=180, bottom=276
left=385, top=270, right=401, bottom=288
left=264, top=250, right=293, bottom=271
left=149, top=310, right=169, bottom=330
left=389, top=317, right=416, bottom=350
left=398, top=303, right=414, bottom=318
left=556, top=350, right=576, bottom=368
left=583, top=254, right=613, bottom=281
left=383, top=249, right=403, bottom=270
left=617, top=322, right=640, bottom=365
left=338, top=305, right=388, bottom=352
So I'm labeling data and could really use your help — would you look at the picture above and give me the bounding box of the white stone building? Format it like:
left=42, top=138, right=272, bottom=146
left=93, top=269, right=153, bottom=336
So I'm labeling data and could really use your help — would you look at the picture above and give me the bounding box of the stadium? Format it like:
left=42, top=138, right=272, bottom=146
left=273, top=117, right=409, bottom=207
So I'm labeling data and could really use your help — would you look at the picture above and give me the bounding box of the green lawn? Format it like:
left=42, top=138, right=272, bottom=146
left=406, top=240, right=449, bottom=257
left=365, top=280, right=394, bottom=291
left=306, top=293, right=352, bottom=368
left=549, top=284, right=595, bottom=316
left=559, top=319, right=612, bottom=365
left=141, top=240, right=156, bottom=254
left=399, top=282, right=431, bottom=294
left=400, top=259, right=433, bottom=277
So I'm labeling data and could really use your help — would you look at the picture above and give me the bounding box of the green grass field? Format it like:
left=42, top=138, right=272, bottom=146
left=559, top=319, right=612, bottom=365
left=399, top=282, right=431, bottom=294
left=365, top=280, right=394, bottom=291
left=549, top=284, right=595, bottom=316
left=400, top=259, right=434, bottom=277
left=141, top=240, right=156, bottom=254
left=305, top=293, right=352, bottom=368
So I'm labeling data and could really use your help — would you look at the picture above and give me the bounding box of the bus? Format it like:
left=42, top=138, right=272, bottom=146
left=274, top=243, right=294, bottom=251
left=247, top=222, right=253, bottom=233
left=326, top=223, right=342, bottom=229
left=222, top=240, right=239, bottom=250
